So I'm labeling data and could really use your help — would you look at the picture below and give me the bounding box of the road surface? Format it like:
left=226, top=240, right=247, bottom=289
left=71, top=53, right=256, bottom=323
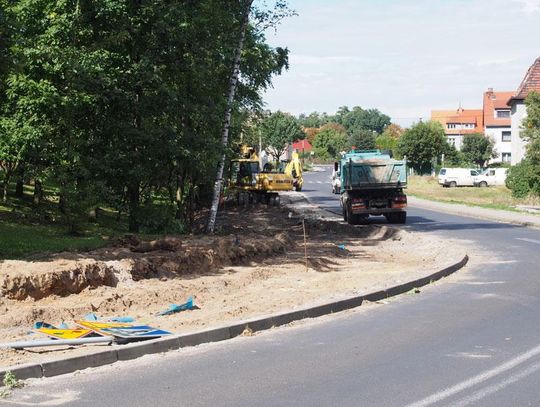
left=3, top=166, right=540, bottom=406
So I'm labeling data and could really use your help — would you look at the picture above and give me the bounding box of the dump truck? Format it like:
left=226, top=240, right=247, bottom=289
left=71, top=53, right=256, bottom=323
left=228, top=145, right=303, bottom=205
left=334, top=149, right=408, bottom=224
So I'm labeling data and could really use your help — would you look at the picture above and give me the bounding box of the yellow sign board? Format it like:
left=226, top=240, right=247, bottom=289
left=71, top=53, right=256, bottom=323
left=38, top=328, right=94, bottom=340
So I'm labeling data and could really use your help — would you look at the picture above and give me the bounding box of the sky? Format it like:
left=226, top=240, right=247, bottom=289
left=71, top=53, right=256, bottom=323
left=262, top=0, right=540, bottom=127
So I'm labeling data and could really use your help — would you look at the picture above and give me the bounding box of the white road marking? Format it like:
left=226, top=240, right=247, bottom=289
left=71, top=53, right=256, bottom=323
left=516, top=237, right=540, bottom=245
left=316, top=181, right=323, bottom=184
left=454, top=361, right=540, bottom=406
left=406, top=343, right=540, bottom=407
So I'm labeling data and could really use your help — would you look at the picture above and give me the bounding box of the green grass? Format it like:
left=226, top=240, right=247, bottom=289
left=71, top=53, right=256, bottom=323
left=407, top=176, right=540, bottom=212
left=0, top=220, right=112, bottom=260
left=0, top=182, right=129, bottom=260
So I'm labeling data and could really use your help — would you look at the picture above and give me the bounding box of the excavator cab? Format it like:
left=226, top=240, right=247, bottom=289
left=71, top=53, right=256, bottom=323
left=230, top=160, right=260, bottom=188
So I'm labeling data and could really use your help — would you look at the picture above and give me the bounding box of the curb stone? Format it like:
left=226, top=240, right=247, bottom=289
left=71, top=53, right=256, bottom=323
left=0, top=255, right=468, bottom=382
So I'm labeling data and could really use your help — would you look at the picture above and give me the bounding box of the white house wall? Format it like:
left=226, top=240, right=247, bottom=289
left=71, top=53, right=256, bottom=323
left=510, top=102, right=527, bottom=165
left=485, top=126, right=512, bottom=164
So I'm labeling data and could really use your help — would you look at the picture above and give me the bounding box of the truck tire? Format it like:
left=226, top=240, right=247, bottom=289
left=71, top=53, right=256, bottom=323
left=479, top=181, right=488, bottom=188
left=385, top=212, right=406, bottom=224
left=346, top=205, right=361, bottom=225
left=343, top=204, right=348, bottom=222
left=295, top=185, right=302, bottom=192
left=449, top=181, right=457, bottom=188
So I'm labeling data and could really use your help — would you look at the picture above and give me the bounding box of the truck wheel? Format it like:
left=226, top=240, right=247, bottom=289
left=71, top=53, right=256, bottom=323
left=346, top=205, right=360, bottom=225
left=385, top=212, right=406, bottom=224
left=449, top=181, right=457, bottom=188
left=273, top=195, right=280, bottom=206
left=479, top=181, right=488, bottom=188
left=396, top=212, right=407, bottom=224
left=295, top=185, right=302, bottom=192
left=342, top=204, right=348, bottom=222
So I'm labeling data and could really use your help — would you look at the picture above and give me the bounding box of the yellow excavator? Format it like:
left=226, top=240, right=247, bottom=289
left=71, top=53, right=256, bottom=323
left=228, top=145, right=303, bottom=205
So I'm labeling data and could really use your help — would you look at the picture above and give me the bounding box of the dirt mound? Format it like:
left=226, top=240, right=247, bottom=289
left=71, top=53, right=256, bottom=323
left=0, top=260, right=118, bottom=301
left=0, top=231, right=291, bottom=300
left=130, top=231, right=290, bottom=280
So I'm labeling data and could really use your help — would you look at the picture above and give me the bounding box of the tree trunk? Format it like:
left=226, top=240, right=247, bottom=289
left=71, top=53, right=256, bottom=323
left=15, top=165, right=25, bottom=198
left=15, top=180, right=24, bottom=198
left=128, top=183, right=140, bottom=233
left=206, top=0, right=253, bottom=233
left=2, top=175, right=9, bottom=203
left=33, top=179, right=43, bottom=206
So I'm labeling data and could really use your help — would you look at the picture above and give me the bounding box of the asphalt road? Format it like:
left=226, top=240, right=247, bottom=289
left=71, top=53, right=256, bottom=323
left=4, top=166, right=540, bottom=406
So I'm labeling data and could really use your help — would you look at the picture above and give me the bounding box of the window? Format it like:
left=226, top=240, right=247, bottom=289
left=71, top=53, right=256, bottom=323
left=447, top=123, right=457, bottom=129
left=463, top=123, right=475, bottom=129
left=502, top=131, right=511, bottom=142
left=502, top=153, right=511, bottom=163
left=448, top=137, right=456, bottom=146
left=470, top=170, right=479, bottom=176
left=496, top=110, right=510, bottom=118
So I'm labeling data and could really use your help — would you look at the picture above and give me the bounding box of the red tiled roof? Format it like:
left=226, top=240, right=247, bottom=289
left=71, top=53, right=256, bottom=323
left=483, top=90, right=513, bottom=127
left=292, top=139, right=312, bottom=151
left=431, top=108, right=484, bottom=135
left=508, top=57, right=540, bottom=104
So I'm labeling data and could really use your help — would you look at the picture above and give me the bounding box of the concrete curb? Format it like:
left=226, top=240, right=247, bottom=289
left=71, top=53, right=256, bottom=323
left=0, top=255, right=468, bottom=382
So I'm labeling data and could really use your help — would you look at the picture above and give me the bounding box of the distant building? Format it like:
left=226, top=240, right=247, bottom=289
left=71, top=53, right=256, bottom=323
left=431, top=107, right=484, bottom=150
left=292, top=139, right=312, bottom=153
left=483, top=89, right=514, bottom=164
left=507, top=57, right=540, bottom=165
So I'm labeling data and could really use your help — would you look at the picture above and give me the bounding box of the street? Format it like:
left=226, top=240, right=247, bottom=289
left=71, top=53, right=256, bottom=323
left=3, top=166, right=540, bottom=406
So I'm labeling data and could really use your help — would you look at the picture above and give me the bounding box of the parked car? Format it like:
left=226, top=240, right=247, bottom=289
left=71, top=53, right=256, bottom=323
left=438, top=168, right=480, bottom=187
left=331, top=167, right=341, bottom=194
left=473, top=168, right=508, bottom=187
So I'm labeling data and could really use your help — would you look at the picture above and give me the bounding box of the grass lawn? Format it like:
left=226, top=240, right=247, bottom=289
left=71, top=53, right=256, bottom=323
left=407, top=176, right=540, bottom=211
left=0, top=220, right=110, bottom=259
left=0, top=183, right=129, bottom=260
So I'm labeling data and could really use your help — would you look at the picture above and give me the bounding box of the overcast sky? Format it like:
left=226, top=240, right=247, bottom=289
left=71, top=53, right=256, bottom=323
left=262, top=0, right=540, bottom=126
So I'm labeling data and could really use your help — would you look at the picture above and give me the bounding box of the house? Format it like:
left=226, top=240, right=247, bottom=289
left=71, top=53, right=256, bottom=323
left=507, top=57, right=540, bottom=165
left=292, top=139, right=312, bottom=153
left=431, top=107, right=484, bottom=150
left=483, top=89, right=514, bottom=164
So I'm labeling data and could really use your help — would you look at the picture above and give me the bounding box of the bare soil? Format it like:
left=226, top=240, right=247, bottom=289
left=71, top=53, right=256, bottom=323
left=0, top=203, right=467, bottom=368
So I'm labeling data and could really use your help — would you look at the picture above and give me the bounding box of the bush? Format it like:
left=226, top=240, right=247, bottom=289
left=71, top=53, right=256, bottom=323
left=138, top=204, right=187, bottom=234
left=505, top=160, right=537, bottom=198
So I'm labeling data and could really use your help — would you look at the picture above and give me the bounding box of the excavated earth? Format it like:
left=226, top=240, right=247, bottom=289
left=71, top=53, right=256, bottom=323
left=0, top=203, right=469, bottom=368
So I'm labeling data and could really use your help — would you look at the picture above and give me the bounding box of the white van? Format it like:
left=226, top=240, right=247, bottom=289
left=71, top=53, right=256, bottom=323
left=331, top=164, right=341, bottom=194
left=473, top=168, right=508, bottom=187
left=438, top=168, right=480, bottom=187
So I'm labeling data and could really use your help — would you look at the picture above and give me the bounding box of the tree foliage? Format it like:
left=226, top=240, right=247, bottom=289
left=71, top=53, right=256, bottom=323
left=312, top=126, right=347, bottom=161
left=461, top=133, right=497, bottom=167
left=259, top=110, right=304, bottom=159
left=508, top=91, right=540, bottom=198
left=0, top=0, right=291, bottom=233
left=396, top=121, right=446, bottom=174
left=348, top=129, right=376, bottom=150
left=340, top=106, right=391, bottom=135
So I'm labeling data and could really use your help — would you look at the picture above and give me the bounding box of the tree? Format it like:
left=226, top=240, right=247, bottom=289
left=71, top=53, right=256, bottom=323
left=513, top=91, right=540, bottom=198
left=348, top=129, right=376, bottom=150
left=396, top=121, right=446, bottom=174
left=442, top=143, right=466, bottom=167
left=382, top=124, right=404, bottom=139
left=303, top=127, right=319, bottom=144
left=312, top=126, right=347, bottom=161
left=461, top=133, right=497, bottom=167
left=207, top=0, right=294, bottom=233
left=298, top=111, right=331, bottom=128
left=341, top=106, right=391, bottom=135
left=259, top=111, right=304, bottom=160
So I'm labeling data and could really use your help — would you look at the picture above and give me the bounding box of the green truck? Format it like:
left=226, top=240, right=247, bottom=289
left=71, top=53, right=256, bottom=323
left=333, top=149, right=408, bottom=225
